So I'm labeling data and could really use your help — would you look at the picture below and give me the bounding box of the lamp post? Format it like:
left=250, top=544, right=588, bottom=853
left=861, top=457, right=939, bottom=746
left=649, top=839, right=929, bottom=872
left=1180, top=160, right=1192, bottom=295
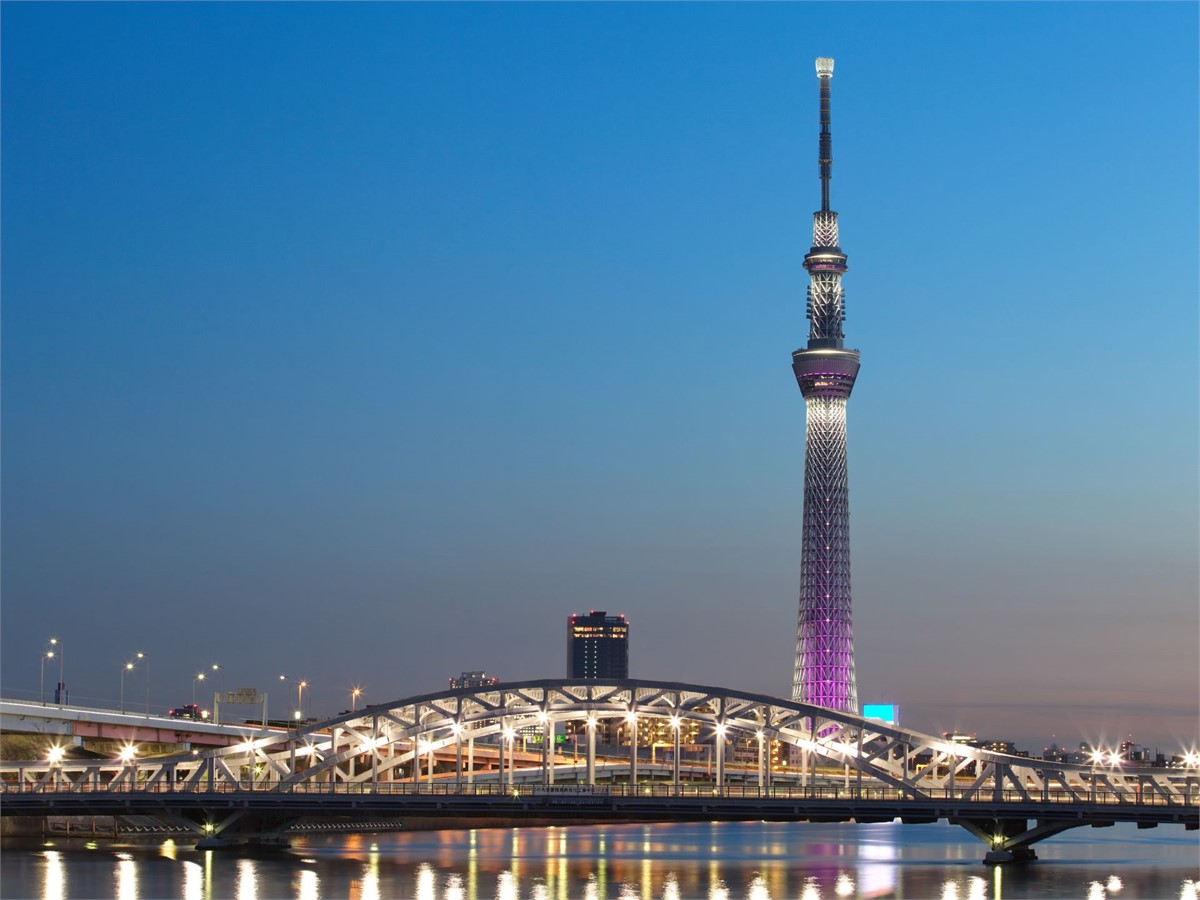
left=136, top=651, right=150, bottom=715
left=120, top=661, right=136, bottom=714
left=296, top=680, right=308, bottom=721
left=49, top=638, right=64, bottom=705
left=351, top=687, right=363, bottom=712
left=40, top=650, right=54, bottom=706
left=192, top=672, right=206, bottom=707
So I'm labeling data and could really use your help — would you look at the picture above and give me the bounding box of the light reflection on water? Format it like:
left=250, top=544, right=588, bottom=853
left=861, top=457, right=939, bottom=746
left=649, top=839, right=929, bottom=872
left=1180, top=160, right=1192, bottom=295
left=295, top=867, right=319, bottom=900
left=43, top=850, right=64, bottom=900
left=6, top=820, right=1198, bottom=899
left=236, top=856, right=257, bottom=900
left=115, top=852, right=137, bottom=900
left=181, top=860, right=203, bottom=900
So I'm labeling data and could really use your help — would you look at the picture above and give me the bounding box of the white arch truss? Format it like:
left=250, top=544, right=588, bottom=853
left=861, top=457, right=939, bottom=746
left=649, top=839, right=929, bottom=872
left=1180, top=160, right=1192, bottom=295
left=5, top=679, right=1196, bottom=811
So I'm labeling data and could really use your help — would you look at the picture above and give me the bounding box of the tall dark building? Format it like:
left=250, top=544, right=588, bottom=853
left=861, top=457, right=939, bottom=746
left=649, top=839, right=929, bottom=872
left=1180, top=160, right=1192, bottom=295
left=567, top=611, right=629, bottom=679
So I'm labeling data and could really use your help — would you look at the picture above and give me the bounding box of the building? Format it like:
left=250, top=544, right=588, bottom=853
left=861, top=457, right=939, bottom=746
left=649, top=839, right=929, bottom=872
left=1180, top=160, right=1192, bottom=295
left=567, top=611, right=629, bottom=679
left=791, top=57, right=861, bottom=713
left=449, top=671, right=498, bottom=690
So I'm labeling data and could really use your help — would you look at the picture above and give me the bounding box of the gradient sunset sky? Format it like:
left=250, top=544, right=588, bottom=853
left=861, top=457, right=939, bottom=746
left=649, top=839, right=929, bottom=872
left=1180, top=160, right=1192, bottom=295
left=3, top=2, right=1196, bottom=753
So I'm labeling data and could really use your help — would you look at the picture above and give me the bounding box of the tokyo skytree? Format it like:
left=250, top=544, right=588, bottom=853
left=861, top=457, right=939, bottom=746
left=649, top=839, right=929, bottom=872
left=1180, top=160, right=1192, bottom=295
left=790, top=57, right=860, bottom=712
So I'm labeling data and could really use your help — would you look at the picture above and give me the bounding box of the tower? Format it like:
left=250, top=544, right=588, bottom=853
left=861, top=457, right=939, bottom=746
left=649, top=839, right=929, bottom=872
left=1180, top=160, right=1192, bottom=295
left=791, top=57, right=859, bottom=712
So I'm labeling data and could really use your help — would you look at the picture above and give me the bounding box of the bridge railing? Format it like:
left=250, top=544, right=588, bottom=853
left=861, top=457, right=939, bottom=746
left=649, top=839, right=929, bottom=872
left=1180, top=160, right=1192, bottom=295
left=3, top=778, right=1196, bottom=807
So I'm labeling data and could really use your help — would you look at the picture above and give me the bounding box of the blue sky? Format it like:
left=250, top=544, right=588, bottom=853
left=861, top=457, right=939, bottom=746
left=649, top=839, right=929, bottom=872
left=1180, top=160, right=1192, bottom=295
left=3, top=2, right=1196, bottom=752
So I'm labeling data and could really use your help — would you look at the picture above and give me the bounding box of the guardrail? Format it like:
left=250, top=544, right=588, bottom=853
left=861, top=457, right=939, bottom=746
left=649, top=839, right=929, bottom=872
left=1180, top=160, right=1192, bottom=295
left=3, top=779, right=1196, bottom=807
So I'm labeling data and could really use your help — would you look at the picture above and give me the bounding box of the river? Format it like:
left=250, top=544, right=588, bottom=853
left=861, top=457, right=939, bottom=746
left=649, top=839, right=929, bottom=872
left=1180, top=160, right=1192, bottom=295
left=3, top=820, right=1197, bottom=899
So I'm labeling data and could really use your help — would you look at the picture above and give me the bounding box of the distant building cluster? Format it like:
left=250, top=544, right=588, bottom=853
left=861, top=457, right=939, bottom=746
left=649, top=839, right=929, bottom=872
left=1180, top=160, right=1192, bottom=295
left=449, top=671, right=498, bottom=690
left=1043, top=740, right=1171, bottom=768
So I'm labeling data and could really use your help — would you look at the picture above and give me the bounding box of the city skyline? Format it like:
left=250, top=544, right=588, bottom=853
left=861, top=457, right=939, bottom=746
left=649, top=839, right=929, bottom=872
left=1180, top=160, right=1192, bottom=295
left=2, top=4, right=1196, bottom=752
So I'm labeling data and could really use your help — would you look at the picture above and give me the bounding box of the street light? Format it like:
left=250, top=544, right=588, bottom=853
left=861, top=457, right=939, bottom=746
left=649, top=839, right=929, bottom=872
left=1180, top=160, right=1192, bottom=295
left=192, top=672, right=206, bottom=707
left=279, top=675, right=308, bottom=722
left=135, top=651, right=150, bottom=715
left=48, top=638, right=65, bottom=706
left=120, top=662, right=136, bottom=713
left=40, top=649, right=55, bottom=706
left=351, top=687, right=363, bottom=712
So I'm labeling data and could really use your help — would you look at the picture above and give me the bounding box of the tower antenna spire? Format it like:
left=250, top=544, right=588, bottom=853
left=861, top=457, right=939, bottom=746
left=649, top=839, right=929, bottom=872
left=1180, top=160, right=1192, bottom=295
left=816, top=57, right=834, bottom=212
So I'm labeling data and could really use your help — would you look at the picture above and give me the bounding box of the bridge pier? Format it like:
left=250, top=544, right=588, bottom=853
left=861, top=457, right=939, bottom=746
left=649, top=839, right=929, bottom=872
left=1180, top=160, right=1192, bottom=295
left=952, top=816, right=1085, bottom=865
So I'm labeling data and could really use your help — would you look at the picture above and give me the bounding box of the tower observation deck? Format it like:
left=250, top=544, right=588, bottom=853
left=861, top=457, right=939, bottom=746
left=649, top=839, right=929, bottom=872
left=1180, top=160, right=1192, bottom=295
left=791, top=57, right=860, bottom=712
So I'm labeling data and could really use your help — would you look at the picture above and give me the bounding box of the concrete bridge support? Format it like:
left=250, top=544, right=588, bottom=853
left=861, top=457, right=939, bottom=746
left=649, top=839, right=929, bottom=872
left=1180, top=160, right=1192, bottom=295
left=953, top=816, right=1085, bottom=865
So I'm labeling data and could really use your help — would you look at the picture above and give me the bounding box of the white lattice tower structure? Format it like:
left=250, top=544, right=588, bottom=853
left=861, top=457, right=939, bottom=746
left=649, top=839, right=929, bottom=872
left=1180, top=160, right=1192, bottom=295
left=791, top=57, right=861, bottom=712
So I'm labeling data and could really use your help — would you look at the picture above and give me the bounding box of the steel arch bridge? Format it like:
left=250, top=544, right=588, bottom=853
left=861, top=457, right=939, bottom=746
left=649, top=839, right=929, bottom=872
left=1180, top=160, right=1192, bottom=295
left=5, top=679, right=1197, bottom=861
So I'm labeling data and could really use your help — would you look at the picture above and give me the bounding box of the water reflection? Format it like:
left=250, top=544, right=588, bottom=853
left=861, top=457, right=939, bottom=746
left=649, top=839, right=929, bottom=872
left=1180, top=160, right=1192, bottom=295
left=360, top=845, right=381, bottom=900
left=295, top=867, right=319, bottom=900
left=415, top=862, right=435, bottom=900
left=42, top=850, right=64, bottom=900
left=7, top=818, right=1198, bottom=900
left=236, top=857, right=257, bottom=900
left=497, top=869, right=516, bottom=900
left=857, top=828, right=897, bottom=897
left=181, top=860, right=203, bottom=900
left=116, top=852, right=138, bottom=900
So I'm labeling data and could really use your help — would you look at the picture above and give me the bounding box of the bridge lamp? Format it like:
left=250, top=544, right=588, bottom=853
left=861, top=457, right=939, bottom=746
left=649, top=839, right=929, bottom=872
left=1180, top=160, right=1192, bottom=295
left=715, top=723, right=727, bottom=738
left=135, top=651, right=151, bottom=715
left=449, top=722, right=462, bottom=737
left=47, top=745, right=65, bottom=765
left=1183, top=751, right=1200, bottom=768
left=537, top=711, right=549, bottom=725
left=119, top=744, right=137, bottom=763
left=192, top=672, right=206, bottom=707
left=296, top=680, right=308, bottom=720
left=351, top=687, right=363, bottom=712
left=504, top=727, right=516, bottom=742
left=120, top=661, right=137, bottom=713
left=1089, top=749, right=1107, bottom=766
left=586, top=715, right=596, bottom=730
left=1108, top=751, right=1122, bottom=767
left=669, top=717, right=681, bottom=731
left=40, top=650, right=55, bottom=706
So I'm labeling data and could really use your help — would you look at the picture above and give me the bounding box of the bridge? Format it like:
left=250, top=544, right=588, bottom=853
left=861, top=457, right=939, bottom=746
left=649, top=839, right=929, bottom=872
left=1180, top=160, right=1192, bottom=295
left=3, top=679, right=1196, bottom=863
